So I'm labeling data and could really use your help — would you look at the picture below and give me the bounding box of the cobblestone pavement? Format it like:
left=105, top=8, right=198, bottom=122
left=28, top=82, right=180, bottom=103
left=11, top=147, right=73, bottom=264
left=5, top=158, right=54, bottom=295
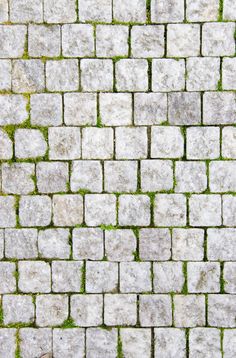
left=0, top=0, right=236, bottom=357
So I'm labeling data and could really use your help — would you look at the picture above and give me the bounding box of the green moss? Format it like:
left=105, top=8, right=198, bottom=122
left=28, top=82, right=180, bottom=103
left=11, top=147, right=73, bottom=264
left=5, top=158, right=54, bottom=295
left=100, top=224, right=117, bottom=231
left=61, top=317, right=76, bottom=328
left=146, top=0, right=151, bottom=23
left=185, top=328, right=189, bottom=357
left=218, top=0, right=224, bottom=21
left=97, top=116, right=104, bottom=128
left=15, top=329, right=23, bottom=358
left=0, top=306, right=3, bottom=325
left=220, top=329, right=224, bottom=357
left=220, top=262, right=226, bottom=293
left=80, top=262, right=86, bottom=294
left=217, top=79, right=223, bottom=91
left=117, top=330, right=124, bottom=358
left=181, top=262, right=188, bottom=294
left=76, top=189, right=91, bottom=195
left=133, top=250, right=142, bottom=262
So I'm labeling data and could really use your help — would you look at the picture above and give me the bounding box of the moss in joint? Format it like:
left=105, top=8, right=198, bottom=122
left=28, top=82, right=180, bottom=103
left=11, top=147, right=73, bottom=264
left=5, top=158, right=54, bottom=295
left=182, top=262, right=188, bottom=294
left=61, top=317, right=76, bottom=328
left=117, top=330, right=124, bottom=358
left=218, top=0, right=224, bottom=21
left=80, top=262, right=86, bottom=294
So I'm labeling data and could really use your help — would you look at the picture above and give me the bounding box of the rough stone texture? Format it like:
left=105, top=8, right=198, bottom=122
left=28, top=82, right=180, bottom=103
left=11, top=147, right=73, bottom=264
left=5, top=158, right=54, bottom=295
left=86, top=328, right=117, bottom=358
left=73, top=228, right=104, bottom=260
left=100, top=93, right=132, bottom=126
left=104, top=160, right=137, bottom=192
left=188, top=262, right=220, bottom=293
left=120, top=262, right=151, bottom=293
left=20, top=328, right=52, bottom=358
left=19, top=195, right=51, bottom=227
left=10, top=0, right=43, bottom=23
left=96, top=25, right=128, bottom=58
left=12, top=60, right=44, bottom=93
left=15, top=129, right=47, bottom=159
left=82, top=128, right=114, bottom=159
left=187, top=127, right=220, bottom=159
left=116, top=59, right=148, bottom=92
left=85, top=194, right=116, bottom=226
left=0, top=129, right=12, bottom=159
left=131, top=26, right=164, bottom=58
left=134, top=93, right=167, bottom=125
left=174, top=295, right=205, bottom=327
left=113, top=0, right=146, bottom=23
left=36, top=162, right=68, bottom=193
left=0, top=95, right=27, bottom=125
left=31, top=93, right=62, bottom=127
left=81, top=59, right=113, bottom=92
left=18, top=261, right=51, bottom=293
left=152, top=59, right=185, bottom=92
left=0, top=196, right=16, bottom=228
left=36, top=294, right=68, bottom=327
left=49, top=127, right=81, bottom=160
left=202, top=23, right=235, bottom=56
left=121, top=329, right=151, bottom=358
left=154, top=194, right=186, bottom=227
left=104, top=294, right=137, bottom=326
left=189, top=195, right=222, bottom=227
left=0, top=2, right=235, bottom=356
left=154, top=328, right=186, bottom=358
left=2, top=163, right=35, bottom=194
left=189, top=328, right=221, bottom=358
left=71, top=294, right=103, bottom=326
left=151, top=126, right=184, bottom=158
left=175, top=161, right=207, bottom=193
left=64, top=93, right=97, bottom=126
left=139, top=228, right=171, bottom=261
left=5, top=228, right=38, bottom=259
left=186, top=0, right=219, bottom=21
left=53, top=329, right=85, bottom=358
left=153, top=262, right=184, bottom=293
left=62, top=24, right=94, bottom=57
left=105, top=229, right=136, bottom=262
left=172, top=229, right=204, bottom=261
left=3, top=294, right=34, bottom=325
left=46, top=60, right=79, bottom=92
left=167, top=24, right=200, bottom=57
left=86, top=261, right=118, bottom=293
left=139, top=295, right=172, bottom=327
left=52, top=261, right=82, bottom=292
left=53, top=194, right=83, bottom=226
left=29, top=25, right=60, bottom=57
left=38, top=228, right=70, bottom=259
left=119, top=195, right=150, bottom=226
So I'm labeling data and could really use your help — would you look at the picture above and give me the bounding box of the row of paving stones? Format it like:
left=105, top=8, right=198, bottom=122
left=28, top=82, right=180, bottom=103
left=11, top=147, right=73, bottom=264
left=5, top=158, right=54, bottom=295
left=1, top=194, right=236, bottom=227
left=1, top=92, right=236, bottom=125
left=0, top=58, right=236, bottom=92
left=1, top=327, right=235, bottom=358
left=0, top=23, right=236, bottom=58
left=0, top=228, right=235, bottom=261
left=0, top=292, right=236, bottom=327
left=0, top=260, right=236, bottom=294
left=0, top=0, right=235, bottom=23
left=1, top=161, right=236, bottom=193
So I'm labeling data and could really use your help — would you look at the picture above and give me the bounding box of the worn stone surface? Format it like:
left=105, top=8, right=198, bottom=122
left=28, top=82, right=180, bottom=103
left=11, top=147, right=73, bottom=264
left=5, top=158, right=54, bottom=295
left=71, top=294, right=103, bottom=326
left=5, top=228, right=38, bottom=259
left=154, top=328, right=186, bottom=358
left=0, top=1, right=235, bottom=356
left=53, top=329, right=85, bottom=358
left=15, top=129, right=47, bottom=159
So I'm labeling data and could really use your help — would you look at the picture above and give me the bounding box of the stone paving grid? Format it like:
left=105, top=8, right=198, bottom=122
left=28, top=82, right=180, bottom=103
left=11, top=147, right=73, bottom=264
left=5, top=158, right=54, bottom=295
left=0, top=0, right=235, bottom=357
